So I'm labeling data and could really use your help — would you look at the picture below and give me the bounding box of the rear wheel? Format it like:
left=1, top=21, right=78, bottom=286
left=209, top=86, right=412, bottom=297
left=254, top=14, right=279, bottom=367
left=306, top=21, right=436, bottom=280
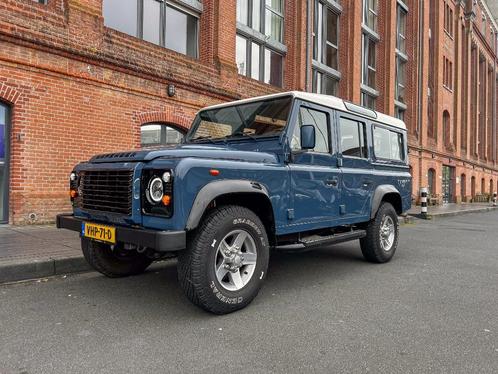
left=177, top=205, right=269, bottom=314
left=81, top=238, right=153, bottom=278
left=360, top=202, right=399, bottom=263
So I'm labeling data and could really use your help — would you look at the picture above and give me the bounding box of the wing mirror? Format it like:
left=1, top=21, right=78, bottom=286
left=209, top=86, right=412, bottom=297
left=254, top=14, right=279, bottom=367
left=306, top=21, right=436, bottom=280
left=300, top=125, right=316, bottom=150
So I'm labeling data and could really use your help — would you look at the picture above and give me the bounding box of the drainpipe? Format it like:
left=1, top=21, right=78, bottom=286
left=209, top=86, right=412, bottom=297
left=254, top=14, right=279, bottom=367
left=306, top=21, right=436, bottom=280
left=494, top=32, right=497, bottom=167
left=305, top=0, right=311, bottom=91
left=417, top=0, right=424, bottom=140
left=417, top=0, right=425, bottom=199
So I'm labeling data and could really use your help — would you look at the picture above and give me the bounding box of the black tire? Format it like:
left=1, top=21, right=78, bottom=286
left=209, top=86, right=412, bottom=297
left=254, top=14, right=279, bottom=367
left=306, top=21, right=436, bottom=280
left=360, top=202, right=399, bottom=263
left=81, top=238, right=153, bottom=278
left=178, top=205, right=269, bottom=314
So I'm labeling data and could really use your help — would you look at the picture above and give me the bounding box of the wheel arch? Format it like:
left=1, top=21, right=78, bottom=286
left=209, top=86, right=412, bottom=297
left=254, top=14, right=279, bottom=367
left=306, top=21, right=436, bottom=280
left=370, top=185, right=403, bottom=218
left=185, top=180, right=276, bottom=245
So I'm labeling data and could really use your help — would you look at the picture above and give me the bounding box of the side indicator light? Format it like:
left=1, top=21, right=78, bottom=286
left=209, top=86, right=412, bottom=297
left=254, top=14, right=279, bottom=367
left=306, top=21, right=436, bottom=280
left=70, top=189, right=78, bottom=199
left=209, top=169, right=220, bottom=176
left=162, top=195, right=171, bottom=206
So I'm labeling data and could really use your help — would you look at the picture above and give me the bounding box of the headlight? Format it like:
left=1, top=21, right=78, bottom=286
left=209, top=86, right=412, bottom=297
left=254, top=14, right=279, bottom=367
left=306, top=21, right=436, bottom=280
left=147, top=177, right=164, bottom=204
left=162, top=171, right=172, bottom=183
left=70, top=172, right=77, bottom=181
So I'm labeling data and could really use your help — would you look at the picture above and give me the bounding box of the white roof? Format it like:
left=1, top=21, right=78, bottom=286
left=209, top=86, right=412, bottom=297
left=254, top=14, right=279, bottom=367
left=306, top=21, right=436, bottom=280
left=202, top=91, right=407, bottom=131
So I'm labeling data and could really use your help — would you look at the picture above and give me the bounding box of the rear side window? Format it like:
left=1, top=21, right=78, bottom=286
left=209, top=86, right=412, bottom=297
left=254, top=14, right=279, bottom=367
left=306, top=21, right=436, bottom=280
left=373, top=126, right=405, bottom=161
left=339, top=117, right=368, bottom=158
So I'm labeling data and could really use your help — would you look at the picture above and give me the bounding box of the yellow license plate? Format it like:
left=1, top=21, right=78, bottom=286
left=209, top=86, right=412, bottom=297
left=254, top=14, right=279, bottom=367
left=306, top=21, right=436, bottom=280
left=82, top=222, right=116, bottom=244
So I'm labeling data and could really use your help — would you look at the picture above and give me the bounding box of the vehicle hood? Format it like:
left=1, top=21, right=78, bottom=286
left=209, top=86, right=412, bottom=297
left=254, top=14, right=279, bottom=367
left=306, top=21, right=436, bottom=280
left=89, top=143, right=279, bottom=164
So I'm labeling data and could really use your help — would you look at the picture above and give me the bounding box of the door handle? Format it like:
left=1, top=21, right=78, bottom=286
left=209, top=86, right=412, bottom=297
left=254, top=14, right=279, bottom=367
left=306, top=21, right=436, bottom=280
left=326, top=178, right=338, bottom=187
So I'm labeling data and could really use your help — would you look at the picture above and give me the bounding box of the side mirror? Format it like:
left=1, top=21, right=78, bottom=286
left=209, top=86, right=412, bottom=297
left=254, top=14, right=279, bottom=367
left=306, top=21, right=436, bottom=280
left=300, top=125, right=316, bottom=150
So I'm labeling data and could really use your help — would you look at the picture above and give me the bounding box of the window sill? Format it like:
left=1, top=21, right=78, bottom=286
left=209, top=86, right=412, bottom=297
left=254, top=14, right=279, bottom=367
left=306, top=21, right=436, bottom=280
left=395, top=49, right=408, bottom=61
left=324, top=0, right=343, bottom=13
left=442, top=85, right=454, bottom=93
left=236, top=23, right=287, bottom=54
left=361, top=24, right=380, bottom=41
left=360, top=84, right=379, bottom=98
left=311, top=60, right=341, bottom=80
left=395, top=100, right=407, bottom=110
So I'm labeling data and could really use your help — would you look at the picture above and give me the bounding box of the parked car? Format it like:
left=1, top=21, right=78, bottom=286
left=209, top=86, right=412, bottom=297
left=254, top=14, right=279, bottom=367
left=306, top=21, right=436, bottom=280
left=57, top=92, right=412, bottom=314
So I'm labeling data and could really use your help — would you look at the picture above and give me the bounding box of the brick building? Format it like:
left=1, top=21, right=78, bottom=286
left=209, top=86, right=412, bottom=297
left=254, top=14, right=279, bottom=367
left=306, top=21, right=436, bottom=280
left=0, top=0, right=497, bottom=224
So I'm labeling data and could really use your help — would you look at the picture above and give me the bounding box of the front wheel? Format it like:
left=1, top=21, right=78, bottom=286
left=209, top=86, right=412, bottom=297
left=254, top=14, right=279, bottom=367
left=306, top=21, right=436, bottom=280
left=360, top=202, right=399, bottom=263
left=177, top=205, right=269, bottom=314
left=81, top=238, right=153, bottom=278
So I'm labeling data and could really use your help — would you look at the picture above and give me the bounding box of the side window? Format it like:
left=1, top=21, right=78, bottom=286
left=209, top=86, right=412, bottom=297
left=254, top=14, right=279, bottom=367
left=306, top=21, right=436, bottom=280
left=339, top=117, right=368, bottom=158
left=373, top=126, right=405, bottom=161
left=291, top=106, right=330, bottom=153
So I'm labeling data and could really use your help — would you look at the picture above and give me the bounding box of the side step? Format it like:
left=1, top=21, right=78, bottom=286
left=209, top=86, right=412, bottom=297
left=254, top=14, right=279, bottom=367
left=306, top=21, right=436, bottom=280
left=275, top=230, right=366, bottom=251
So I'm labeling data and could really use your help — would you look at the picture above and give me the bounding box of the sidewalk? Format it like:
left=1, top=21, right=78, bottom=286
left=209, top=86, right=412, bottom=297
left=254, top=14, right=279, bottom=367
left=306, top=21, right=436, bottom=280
left=1, top=203, right=497, bottom=284
left=407, top=202, right=497, bottom=219
left=0, top=224, right=88, bottom=283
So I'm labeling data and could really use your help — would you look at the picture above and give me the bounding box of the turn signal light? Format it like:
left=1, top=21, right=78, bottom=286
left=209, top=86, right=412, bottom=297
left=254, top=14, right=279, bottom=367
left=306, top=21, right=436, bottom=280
left=162, top=195, right=171, bottom=206
left=209, top=169, right=220, bottom=176
left=70, top=189, right=78, bottom=199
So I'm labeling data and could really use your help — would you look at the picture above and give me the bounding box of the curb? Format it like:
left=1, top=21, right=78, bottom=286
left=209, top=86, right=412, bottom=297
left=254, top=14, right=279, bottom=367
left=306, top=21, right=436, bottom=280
left=409, top=206, right=497, bottom=220
left=0, top=256, right=90, bottom=284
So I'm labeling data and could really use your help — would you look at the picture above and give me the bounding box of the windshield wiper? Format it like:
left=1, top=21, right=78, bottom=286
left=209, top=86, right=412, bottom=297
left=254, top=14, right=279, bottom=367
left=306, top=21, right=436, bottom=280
left=224, top=131, right=257, bottom=141
left=190, top=136, right=217, bottom=144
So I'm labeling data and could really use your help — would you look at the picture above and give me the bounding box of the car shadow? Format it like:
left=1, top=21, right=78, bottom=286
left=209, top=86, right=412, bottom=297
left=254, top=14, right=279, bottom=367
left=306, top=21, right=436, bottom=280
left=61, top=241, right=371, bottom=320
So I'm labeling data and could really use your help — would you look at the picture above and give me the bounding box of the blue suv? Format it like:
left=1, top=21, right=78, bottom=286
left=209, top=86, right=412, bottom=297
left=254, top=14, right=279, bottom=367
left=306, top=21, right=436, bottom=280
left=57, top=92, right=412, bottom=314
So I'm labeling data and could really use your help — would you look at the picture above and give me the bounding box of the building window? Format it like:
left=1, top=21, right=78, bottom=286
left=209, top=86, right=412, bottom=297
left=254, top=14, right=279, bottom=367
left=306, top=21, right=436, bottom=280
left=482, top=15, right=487, bottom=36
left=236, top=35, right=283, bottom=86
left=396, top=4, right=407, bottom=55
left=363, top=0, right=378, bottom=33
left=236, top=0, right=285, bottom=87
left=442, top=110, right=450, bottom=147
left=141, top=124, right=185, bottom=147
left=395, top=106, right=405, bottom=121
left=103, top=0, right=199, bottom=58
left=362, top=35, right=376, bottom=88
left=443, top=2, right=453, bottom=37
left=443, top=57, right=453, bottom=90
left=361, top=92, right=376, bottom=110
left=33, top=0, right=47, bottom=3
left=311, top=0, right=340, bottom=96
left=312, top=70, right=338, bottom=95
left=237, top=0, right=284, bottom=43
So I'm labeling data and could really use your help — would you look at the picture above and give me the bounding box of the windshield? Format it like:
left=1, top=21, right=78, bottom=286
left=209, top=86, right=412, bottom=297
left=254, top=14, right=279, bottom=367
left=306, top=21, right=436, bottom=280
left=186, top=96, right=293, bottom=142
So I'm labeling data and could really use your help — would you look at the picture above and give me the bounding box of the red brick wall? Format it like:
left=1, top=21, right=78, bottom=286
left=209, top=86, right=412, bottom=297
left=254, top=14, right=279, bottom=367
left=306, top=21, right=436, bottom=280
left=1, top=0, right=498, bottom=223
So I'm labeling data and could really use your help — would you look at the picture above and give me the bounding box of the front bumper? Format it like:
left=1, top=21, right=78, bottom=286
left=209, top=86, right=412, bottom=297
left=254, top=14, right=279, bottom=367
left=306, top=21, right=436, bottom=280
left=56, top=214, right=186, bottom=252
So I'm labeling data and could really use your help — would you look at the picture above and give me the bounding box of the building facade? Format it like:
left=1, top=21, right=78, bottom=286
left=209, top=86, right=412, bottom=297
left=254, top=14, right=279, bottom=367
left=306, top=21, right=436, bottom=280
left=0, top=0, right=497, bottom=224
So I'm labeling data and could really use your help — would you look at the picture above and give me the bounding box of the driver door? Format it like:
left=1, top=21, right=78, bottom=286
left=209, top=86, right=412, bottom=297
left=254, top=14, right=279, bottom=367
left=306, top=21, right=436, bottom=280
left=288, top=102, right=342, bottom=231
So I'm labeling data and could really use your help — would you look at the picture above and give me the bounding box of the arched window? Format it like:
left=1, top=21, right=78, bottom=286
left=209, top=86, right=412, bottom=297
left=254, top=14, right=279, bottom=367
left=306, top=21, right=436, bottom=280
left=443, top=111, right=450, bottom=147
left=141, top=123, right=185, bottom=148
left=428, top=168, right=436, bottom=196
left=481, top=178, right=485, bottom=195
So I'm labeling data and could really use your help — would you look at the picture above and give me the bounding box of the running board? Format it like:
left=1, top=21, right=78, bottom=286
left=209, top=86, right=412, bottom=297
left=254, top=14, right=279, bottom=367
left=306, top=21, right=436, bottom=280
left=275, top=230, right=366, bottom=251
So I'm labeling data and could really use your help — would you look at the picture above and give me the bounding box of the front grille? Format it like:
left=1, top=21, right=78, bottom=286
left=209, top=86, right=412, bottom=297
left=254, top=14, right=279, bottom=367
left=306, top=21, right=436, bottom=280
left=80, top=170, right=133, bottom=215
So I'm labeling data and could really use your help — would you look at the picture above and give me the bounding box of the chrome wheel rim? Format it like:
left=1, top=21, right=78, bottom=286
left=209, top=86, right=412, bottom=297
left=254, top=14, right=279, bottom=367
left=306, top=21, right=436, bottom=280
left=214, top=229, right=257, bottom=292
left=380, top=216, right=395, bottom=252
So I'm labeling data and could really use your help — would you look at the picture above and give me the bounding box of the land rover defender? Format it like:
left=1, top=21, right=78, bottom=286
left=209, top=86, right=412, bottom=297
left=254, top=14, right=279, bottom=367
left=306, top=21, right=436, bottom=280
left=57, top=92, right=412, bottom=314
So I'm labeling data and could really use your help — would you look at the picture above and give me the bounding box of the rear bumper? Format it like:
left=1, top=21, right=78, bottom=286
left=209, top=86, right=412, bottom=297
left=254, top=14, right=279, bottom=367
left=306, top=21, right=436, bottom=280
left=56, top=214, right=186, bottom=252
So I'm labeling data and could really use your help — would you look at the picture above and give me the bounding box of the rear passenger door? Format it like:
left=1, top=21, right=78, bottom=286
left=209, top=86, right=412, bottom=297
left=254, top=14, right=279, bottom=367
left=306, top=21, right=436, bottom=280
left=337, top=113, right=373, bottom=220
left=288, top=102, right=342, bottom=230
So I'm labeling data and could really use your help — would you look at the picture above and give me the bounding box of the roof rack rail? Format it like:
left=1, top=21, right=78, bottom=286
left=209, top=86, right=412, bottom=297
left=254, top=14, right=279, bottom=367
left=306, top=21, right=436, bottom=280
left=343, top=101, right=377, bottom=119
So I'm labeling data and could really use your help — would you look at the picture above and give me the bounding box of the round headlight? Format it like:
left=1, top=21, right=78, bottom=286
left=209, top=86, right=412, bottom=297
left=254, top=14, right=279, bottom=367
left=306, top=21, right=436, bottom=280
left=70, top=172, right=77, bottom=181
left=147, top=177, right=164, bottom=204
left=162, top=171, right=172, bottom=183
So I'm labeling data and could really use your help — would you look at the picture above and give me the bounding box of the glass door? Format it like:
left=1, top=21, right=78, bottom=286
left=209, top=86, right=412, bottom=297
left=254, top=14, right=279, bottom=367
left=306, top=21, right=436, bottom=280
left=0, top=102, right=10, bottom=223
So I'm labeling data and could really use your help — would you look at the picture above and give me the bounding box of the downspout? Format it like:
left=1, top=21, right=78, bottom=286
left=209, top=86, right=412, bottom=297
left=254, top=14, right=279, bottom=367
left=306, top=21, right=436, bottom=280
left=417, top=0, right=424, bottom=139
left=494, top=32, right=497, bottom=167
left=417, top=0, right=425, bottom=198
left=305, top=0, right=311, bottom=91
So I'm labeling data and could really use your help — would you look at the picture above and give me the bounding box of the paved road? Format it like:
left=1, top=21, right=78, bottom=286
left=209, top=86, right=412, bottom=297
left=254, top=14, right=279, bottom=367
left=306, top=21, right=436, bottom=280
left=1, top=212, right=498, bottom=374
